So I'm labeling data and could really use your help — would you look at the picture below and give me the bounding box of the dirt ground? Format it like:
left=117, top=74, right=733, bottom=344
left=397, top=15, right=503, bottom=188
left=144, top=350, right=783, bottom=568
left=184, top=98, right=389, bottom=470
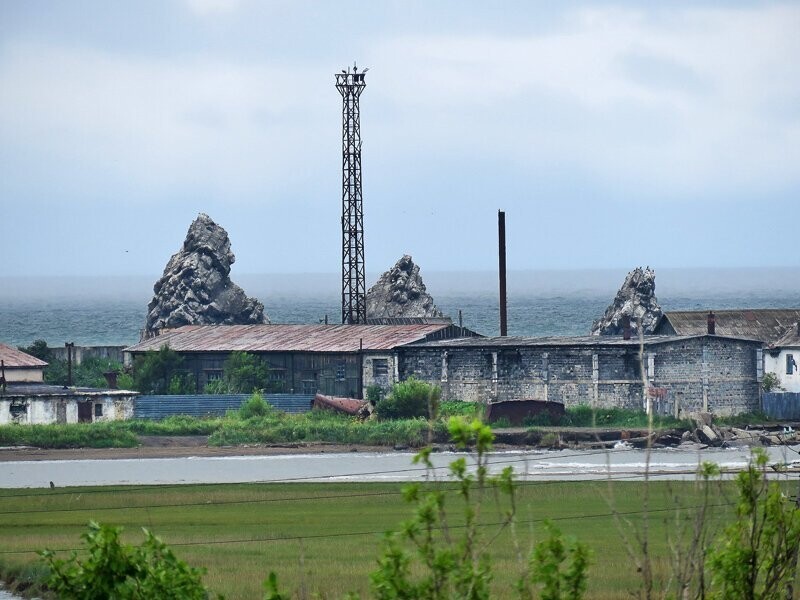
left=0, top=437, right=399, bottom=462
left=0, top=436, right=536, bottom=462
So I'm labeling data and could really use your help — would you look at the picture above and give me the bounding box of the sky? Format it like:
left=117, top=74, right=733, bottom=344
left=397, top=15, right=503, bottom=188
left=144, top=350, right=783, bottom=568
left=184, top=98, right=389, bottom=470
left=1, top=1, right=799, bottom=278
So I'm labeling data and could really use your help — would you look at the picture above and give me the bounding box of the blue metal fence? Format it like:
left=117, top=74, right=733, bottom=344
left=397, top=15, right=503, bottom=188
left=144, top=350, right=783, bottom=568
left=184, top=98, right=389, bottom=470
left=134, top=394, right=314, bottom=419
left=762, top=392, right=800, bottom=420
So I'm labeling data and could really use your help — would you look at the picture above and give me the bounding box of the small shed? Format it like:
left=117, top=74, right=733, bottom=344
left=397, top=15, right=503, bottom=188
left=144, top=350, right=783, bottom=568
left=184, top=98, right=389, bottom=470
left=0, top=343, right=47, bottom=384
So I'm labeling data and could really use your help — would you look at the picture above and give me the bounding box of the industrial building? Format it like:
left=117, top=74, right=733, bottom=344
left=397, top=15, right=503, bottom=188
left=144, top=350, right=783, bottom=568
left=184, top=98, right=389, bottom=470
left=400, top=334, right=763, bottom=416
left=124, top=322, right=478, bottom=398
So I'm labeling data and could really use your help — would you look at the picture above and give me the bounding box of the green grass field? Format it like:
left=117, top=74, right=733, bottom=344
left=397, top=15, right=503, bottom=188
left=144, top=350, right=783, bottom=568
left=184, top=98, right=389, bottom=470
left=1, top=477, right=778, bottom=599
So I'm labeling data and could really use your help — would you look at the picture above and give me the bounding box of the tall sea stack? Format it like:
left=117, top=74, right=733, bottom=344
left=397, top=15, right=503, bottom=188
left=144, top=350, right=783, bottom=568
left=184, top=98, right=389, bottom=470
left=143, top=213, right=268, bottom=338
left=366, top=255, right=444, bottom=319
left=591, top=267, right=663, bottom=336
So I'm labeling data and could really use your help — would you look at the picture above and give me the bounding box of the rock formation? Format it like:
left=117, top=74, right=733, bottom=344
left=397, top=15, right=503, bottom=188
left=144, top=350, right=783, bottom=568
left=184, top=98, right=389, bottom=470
left=143, top=213, right=268, bottom=337
left=591, top=267, right=663, bottom=336
left=366, top=255, right=444, bottom=319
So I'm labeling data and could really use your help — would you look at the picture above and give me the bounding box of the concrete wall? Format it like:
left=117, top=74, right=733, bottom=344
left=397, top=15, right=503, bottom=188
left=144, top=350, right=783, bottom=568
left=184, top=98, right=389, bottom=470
left=399, top=336, right=761, bottom=416
left=0, top=392, right=136, bottom=425
left=51, top=345, right=126, bottom=366
left=764, top=347, right=800, bottom=393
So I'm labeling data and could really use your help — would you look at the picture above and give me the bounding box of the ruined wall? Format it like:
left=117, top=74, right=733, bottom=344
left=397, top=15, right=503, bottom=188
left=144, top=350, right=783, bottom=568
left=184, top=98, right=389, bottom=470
left=399, top=337, right=761, bottom=415
left=51, top=345, right=126, bottom=365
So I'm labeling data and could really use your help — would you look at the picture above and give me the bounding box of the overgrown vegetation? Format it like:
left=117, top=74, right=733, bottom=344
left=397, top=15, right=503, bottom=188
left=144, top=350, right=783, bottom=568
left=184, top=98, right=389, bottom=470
left=205, top=351, right=279, bottom=394
left=208, top=409, right=445, bottom=447
left=132, top=346, right=195, bottom=395
left=524, top=405, right=688, bottom=429
left=41, top=521, right=212, bottom=599
left=761, top=371, right=783, bottom=393
left=19, top=340, right=125, bottom=389
left=0, top=422, right=139, bottom=448
left=375, top=377, right=441, bottom=420
left=707, top=449, right=800, bottom=598
left=370, top=417, right=592, bottom=600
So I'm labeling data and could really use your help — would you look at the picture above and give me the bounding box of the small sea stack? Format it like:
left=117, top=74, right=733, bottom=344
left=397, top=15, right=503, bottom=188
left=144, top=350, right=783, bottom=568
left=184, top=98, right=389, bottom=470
left=366, top=255, right=444, bottom=319
left=143, top=213, right=268, bottom=338
left=591, top=266, right=663, bottom=336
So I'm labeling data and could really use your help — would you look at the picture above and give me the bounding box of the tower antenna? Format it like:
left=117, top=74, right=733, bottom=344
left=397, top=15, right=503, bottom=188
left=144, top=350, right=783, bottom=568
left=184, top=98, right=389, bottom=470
left=335, top=64, right=368, bottom=324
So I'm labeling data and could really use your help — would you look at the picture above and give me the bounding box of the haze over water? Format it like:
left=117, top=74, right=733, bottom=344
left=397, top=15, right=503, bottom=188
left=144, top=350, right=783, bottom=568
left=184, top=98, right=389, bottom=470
left=1, top=267, right=799, bottom=347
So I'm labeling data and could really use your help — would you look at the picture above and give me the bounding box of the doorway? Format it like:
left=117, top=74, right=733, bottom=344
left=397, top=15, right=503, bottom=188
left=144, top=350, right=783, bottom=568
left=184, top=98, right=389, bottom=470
left=77, top=402, right=92, bottom=423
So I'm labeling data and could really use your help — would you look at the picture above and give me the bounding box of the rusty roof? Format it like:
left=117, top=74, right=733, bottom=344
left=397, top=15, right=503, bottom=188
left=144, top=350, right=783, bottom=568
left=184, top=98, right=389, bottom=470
left=772, top=323, right=800, bottom=348
left=0, top=343, right=48, bottom=368
left=125, top=324, right=458, bottom=354
left=410, top=334, right=761, bottom=349
left=658, top=309, right=800, bottom=342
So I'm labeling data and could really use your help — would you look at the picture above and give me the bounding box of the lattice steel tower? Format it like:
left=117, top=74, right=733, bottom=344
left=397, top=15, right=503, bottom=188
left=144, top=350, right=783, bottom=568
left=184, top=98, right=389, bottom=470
left=336, top=63, right=368, bottom=324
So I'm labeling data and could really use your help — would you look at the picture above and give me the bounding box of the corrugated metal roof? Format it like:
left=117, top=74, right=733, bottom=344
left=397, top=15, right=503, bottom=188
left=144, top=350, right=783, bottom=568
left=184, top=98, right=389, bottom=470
left=0, top=344, right=48, bottom=368
left=772, top=323, right=800, bottom=348
left=660, top=309, right=800, bottom=342
left=411, top=334, right=760, bottom=349
left=125, top=323, right=454, bottom=353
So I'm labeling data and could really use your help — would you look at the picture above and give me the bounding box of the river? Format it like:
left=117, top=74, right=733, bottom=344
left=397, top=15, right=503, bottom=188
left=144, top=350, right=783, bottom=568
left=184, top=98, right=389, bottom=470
left=2, top=446, right=799, bottom=488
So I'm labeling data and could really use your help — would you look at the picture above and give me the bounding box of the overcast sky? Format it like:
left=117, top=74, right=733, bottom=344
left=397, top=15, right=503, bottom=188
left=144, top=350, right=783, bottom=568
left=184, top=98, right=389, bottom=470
left=1, top=1, right=798, bottom=278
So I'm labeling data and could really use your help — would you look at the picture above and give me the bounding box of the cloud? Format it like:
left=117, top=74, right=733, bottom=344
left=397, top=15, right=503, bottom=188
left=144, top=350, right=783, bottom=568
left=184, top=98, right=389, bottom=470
left=0, top=41, right=336, bottom=201
left=182, top=0, right=244, bottom=17
left=369, top=4, right=800, bottom=197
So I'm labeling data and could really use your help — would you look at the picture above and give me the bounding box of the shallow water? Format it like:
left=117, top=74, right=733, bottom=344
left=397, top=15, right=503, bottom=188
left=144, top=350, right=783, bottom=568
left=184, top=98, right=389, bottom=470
left=2, top=445, right=799, bottom=488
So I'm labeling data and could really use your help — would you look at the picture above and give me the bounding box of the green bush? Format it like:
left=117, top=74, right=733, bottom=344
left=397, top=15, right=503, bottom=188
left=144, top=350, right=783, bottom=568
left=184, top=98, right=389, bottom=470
left=41, top=521, right=212, bottom=599
left=132, top=346, right=188, bottom=395
left=205, top=352, right=276, bottom=394
left=238, top=392, right=272, bottom=419
left=366, top=384, right=384, bottom=404
left=439, top=400, right=483, bottom=419
left=375, top=377, right=441, bottom=420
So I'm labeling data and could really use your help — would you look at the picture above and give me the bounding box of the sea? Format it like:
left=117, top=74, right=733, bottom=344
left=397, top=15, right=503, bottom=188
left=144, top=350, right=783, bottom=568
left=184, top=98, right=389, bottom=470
left=1, top=267, right=799, bottom=348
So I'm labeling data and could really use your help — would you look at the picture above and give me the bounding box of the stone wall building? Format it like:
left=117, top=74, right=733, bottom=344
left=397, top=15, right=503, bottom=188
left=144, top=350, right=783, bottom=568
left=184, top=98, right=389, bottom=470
left=399, top=334, right=762, bottom=416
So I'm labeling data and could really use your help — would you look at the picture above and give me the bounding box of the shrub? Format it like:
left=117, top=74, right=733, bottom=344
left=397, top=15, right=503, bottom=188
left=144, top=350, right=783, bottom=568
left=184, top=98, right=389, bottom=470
left=366, top=384, right=384, bottom=404
left=375, top=377, right=440, bottom=420
left=762, top=372, right=783, bottom=393
left=238, top=392, right=272, bottom=419
left=41, top=521, right=211, bottom=599
left=132, top=346, right=186, bottom=394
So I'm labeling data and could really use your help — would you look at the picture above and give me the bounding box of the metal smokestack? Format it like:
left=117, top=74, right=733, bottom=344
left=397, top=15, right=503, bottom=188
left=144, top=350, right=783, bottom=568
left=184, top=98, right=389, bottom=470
left=707, top=311, right=716, bottom=335
left=498, top=210, right=507, bottom=337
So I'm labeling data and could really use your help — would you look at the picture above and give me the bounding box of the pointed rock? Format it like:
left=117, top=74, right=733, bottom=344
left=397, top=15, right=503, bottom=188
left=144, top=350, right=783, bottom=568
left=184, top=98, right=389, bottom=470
left=366, top=255, right=444, bottom=319
left=591, top=267, right=663, bottom=336
left=143, top=214, right=268, bottom=337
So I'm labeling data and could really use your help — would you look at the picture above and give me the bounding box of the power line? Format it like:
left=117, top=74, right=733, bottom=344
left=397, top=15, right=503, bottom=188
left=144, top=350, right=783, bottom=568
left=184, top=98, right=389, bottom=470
left=0, top=499, right=736, bottom=556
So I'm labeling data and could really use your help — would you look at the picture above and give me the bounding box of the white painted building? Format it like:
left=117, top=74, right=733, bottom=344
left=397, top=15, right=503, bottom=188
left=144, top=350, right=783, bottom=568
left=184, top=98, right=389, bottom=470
left=764, top=323, right=800, bottom=393
left=0, top=384, right=136, bottom=425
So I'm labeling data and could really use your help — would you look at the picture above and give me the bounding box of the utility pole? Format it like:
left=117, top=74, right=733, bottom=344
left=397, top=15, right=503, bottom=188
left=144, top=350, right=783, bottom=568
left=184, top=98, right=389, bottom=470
left=335, top=63, right=368, bottom=324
